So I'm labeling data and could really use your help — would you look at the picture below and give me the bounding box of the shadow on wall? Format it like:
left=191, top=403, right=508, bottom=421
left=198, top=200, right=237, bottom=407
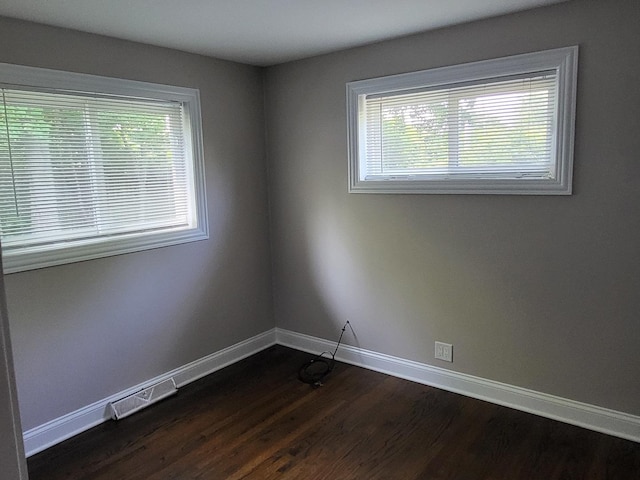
left=303, top=191, right=533, bottom=371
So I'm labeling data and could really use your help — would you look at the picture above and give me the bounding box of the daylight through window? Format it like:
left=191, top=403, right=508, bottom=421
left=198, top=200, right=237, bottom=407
left=347, top=47, right=578, bottom=194
left=0, top=64, right=207, bottom=273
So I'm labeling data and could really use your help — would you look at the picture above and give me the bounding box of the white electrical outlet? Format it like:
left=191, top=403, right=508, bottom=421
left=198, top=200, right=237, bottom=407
left=435, top=342, right=453, bottom=362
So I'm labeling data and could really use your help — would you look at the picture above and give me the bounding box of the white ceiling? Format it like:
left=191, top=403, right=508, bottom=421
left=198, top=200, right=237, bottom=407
left=0, top=0, right=568, bottom=66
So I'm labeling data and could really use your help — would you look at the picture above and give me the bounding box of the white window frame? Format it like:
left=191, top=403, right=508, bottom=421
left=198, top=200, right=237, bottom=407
left=0, top=63, right=208, bottom=273
left=346, top=46, right=578, bottom=195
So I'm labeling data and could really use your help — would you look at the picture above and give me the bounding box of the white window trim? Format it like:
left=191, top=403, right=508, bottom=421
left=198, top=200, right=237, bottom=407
left=0, top=62, right=208, bottom=273
left=346, top=46, right=578, bottom=195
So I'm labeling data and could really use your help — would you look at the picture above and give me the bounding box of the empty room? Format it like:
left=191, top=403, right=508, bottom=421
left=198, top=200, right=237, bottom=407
left=0, top=0, right=639, bottom=478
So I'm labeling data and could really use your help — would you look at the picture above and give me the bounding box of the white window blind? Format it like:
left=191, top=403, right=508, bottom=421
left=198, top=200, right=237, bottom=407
left=364, top=73, right=557, bottom=178
left=347, top=47, right=578, bottom=194
left=0, top=63, right=208, bottom=273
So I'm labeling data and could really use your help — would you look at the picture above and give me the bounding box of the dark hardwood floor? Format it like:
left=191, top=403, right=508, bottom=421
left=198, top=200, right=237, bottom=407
left=28, top=346, right=640, bottom=479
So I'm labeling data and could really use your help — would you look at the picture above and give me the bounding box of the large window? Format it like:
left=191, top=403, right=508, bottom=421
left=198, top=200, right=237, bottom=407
left=347, top=47, right=578, bottom=194
left=0, top=63, right=208, bottom=273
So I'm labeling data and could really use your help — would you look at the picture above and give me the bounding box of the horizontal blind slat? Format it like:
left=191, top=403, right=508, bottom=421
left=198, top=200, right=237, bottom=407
left=363, top=72, right=557, bottom=179
left=0, top=86, right=195, bottom=244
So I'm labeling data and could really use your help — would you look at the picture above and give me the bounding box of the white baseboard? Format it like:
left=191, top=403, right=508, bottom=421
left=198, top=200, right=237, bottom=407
left=24, top=326, right=639, bottom=457
left=23, top=329, right=276, bottom=457
left=276, top=328, right=640, bottom=443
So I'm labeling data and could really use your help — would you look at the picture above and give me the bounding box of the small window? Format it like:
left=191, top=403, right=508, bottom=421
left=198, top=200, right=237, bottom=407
left=346, top=47, right=578, bottom=194
left=0, top=63, right=208, bottom=273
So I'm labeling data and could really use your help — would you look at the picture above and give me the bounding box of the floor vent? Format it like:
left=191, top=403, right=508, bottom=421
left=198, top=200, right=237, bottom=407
left=109, top=378, right=177, bottom=420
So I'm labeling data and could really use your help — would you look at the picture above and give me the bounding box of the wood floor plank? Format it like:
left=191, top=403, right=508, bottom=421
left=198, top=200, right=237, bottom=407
left=27, top=346, right=640, bottom=479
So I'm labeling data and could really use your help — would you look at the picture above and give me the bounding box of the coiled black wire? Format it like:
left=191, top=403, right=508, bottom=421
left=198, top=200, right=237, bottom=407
left=298, top=321, right=349, bottom=386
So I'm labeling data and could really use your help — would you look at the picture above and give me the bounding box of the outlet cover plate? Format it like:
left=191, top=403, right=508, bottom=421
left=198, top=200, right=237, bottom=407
left=435, top=342, right=453, bottom=362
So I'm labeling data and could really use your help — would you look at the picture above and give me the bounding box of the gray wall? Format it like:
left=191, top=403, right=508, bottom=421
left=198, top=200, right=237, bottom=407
left=0, top=257, right=28, bottom=478
left=0, top=17, right=273, bottom=431
left=265, top=0, right=640, bottom=415
left=1, top=0, right=639, bottom=440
